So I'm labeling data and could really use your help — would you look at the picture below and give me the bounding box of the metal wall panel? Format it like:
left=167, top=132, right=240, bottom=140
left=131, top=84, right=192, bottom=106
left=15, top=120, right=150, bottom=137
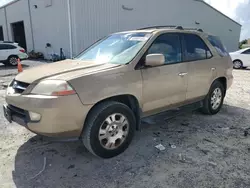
left=70, top=0, right=241, bottom=55
left=29, top=0, right=70, bottom=59
left=0, top=8, right=8, bottom=40
left=5, top=0, right=33, bottom=51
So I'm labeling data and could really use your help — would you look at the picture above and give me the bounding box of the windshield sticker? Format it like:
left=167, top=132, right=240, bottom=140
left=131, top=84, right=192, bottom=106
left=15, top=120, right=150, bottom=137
left=129, top=37, right=148, bottom=41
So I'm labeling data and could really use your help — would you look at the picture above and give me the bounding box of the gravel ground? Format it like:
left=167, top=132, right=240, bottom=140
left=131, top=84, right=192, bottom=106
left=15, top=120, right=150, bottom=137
left=0, top=61, right=250, bottom=188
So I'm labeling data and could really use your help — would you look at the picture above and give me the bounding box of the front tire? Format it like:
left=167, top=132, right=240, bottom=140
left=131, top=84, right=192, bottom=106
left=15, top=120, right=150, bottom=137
left=82, top=101, right=136, bottom=158
left=201, top=81, right=225, bottom=115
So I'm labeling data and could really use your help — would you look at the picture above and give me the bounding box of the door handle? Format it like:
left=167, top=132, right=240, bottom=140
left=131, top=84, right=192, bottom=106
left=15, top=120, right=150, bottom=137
left=211, top=68, right=216, bottom=71
left=178, top=72, right=188, bottom=77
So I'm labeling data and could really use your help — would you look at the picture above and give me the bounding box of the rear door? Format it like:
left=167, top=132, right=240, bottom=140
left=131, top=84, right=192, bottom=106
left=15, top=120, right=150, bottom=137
left=0, top=44, right=6, bottom=61
left=182, top=33, right=216, bottom=101
left=0, top=44, right=16, bottom=61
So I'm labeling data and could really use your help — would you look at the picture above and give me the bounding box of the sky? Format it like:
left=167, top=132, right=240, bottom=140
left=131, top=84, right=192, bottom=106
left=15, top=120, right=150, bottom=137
left=0, top=0, right=249, bottom=41
left=205, top=0, right=250, bottom=40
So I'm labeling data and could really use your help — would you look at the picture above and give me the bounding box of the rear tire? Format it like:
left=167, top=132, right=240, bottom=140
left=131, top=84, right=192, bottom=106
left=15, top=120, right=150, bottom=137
left=233, top=60, right=243, bottom=69
left=82, top=101, right=136, bottom=158
left=201, top=81, right=225, bottom=115
left=7, top=55, right=18, bottom=66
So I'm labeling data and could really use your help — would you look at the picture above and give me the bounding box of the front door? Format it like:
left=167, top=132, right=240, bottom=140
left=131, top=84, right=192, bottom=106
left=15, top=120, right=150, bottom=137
left=140, top=33, right=188, bottom=114
left=240, top=49, right=250, bottom=67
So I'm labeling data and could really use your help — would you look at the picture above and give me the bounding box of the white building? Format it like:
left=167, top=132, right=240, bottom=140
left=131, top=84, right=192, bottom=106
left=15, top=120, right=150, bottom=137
left=0, top=0, right=241, bottom=59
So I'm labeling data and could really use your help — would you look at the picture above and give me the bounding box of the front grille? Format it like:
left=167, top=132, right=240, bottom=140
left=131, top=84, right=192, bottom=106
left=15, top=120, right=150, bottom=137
left=12, top=80, right=30, bottom=94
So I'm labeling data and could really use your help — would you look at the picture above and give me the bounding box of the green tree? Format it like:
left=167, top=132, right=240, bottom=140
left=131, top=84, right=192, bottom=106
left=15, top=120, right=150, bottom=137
left=239, top=39, right=247, bottom=49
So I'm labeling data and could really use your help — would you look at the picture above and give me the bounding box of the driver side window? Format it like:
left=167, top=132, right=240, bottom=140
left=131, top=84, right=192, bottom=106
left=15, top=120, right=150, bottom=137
left=147, top=33, right=182, bottom=64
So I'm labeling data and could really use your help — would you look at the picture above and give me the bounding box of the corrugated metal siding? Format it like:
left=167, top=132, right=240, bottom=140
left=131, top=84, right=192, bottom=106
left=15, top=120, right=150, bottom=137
left=30, top=0, right=69, bottom=59
left=71, top=0, right=241, bottom=55
left=70, top=0, right=121, bottom=56
left=5, top=0, right=33, bottom=51
left=0, top=8, right=7, bottom=40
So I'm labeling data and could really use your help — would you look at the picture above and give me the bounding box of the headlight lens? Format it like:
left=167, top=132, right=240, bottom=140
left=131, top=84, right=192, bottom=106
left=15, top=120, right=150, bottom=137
left=31, top=80, right=76, bottom=96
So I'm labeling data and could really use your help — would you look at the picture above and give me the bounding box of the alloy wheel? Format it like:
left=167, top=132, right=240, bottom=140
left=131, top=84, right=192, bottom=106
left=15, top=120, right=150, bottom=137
left=98, top=113, right=129, bottom=150
left=211, top=88, right=222, bottom=110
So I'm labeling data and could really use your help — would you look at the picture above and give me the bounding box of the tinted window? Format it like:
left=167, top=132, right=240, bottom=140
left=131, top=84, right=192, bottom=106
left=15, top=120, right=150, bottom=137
left=0, top=44, right=17, bottom=50
left=207, top=35, right=228, bottom=57
left=184, top=34, right=212, bottom=61
left=242, top=49, right=250, bottom=54
left=147, top=33, right=181, bottom=64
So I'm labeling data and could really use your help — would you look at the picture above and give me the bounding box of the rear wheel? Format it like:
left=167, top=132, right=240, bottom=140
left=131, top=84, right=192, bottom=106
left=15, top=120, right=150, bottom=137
left=201, top=81, right=225, bottom=115
left=7, top=56, right=18, bottom=66
left=233, top=60, right=243, bottom=69
left=82, top=101, right=136, bottom=158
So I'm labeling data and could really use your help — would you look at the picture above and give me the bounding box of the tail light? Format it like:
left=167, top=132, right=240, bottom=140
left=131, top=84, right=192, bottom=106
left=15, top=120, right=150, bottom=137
left=19, top=49, right=25, bottom=53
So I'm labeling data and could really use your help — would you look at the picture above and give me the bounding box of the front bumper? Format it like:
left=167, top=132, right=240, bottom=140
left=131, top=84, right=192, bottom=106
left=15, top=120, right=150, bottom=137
left=5, top=93, right=93, bottom=138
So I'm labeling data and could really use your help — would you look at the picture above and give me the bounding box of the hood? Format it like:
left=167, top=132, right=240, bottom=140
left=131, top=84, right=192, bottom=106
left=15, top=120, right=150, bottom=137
left=15, top=59, right=121, bottom=83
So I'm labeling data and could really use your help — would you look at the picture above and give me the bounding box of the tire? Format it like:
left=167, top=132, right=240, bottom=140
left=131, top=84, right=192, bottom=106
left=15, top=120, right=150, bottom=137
left=7, top=55, right=18, bottom=66
left=201, top=81, right=225, bottom=115
left=82, top=101, right=136, bottom=158
left=233, top=60, right=243, bottom=69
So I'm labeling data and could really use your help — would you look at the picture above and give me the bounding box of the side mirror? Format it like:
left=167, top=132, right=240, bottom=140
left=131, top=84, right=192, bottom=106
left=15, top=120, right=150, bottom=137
left=145, top=54, right=165, bottom=67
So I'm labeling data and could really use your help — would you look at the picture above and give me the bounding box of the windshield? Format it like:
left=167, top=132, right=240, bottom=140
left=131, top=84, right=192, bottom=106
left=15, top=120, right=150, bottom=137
left=75, top=32, right=152, bottom=64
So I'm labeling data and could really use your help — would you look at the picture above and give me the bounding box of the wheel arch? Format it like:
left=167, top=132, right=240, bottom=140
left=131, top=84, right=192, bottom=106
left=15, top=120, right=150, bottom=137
left=83, top=94, right=141, bottom=134
left=8, top=54, right=19, bottom=59
left=212, top=77, right=227, bottom=95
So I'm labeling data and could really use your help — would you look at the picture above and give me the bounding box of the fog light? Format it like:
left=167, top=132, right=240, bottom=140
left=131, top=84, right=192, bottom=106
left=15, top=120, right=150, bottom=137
left=29, top=111, right=41, bottom=121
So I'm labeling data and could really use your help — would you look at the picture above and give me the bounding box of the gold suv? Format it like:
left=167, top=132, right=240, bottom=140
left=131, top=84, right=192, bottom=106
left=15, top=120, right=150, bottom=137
left=4, top=26, right=233, bottom=158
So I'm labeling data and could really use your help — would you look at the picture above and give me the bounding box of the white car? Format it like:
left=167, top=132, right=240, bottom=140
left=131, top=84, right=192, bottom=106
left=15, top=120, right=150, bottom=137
left=230, top=48, right=250, bottom=69
left=0, top=41, right=28, bottom=66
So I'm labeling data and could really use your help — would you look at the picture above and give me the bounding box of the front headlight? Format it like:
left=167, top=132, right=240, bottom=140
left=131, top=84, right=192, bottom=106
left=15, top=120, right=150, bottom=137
left=31, top=80, right=76, bottom=96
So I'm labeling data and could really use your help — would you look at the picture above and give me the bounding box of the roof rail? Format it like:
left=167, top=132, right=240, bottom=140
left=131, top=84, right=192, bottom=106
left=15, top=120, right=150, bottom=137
left=0, top=41, right=15, bottom=43
left=137, top=25, right=177, bottom=30
left=137, top=26, right=203, bottom=32
left=183, top=28, right=204, bottom=32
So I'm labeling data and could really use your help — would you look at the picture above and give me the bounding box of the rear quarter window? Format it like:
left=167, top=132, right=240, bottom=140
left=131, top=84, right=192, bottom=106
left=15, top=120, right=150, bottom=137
left=207, top=36, right=228, bottom=57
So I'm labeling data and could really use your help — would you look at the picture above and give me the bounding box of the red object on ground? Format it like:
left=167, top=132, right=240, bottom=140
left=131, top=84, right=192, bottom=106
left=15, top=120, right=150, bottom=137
left=17, top=58, right=23, bottom=73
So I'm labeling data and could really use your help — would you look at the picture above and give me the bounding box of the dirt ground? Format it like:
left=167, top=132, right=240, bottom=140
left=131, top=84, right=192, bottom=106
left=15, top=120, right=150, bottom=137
left=0, top=61, right=250, bottom=188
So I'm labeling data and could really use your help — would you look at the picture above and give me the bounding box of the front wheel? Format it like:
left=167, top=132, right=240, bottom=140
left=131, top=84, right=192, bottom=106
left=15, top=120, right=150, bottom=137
left=201, top=81, right=225, bottom=115
left=82, top=101, right=136, bottom=158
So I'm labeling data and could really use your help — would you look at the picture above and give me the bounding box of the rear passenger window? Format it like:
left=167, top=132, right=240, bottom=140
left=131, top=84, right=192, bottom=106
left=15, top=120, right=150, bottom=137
left=0, top=44, right=16, bottom=50
left=207, top=35, right=228, bottom=57
left=183, top=34, right=212, bottom=61
left=147, top=33, right=182, bottom=64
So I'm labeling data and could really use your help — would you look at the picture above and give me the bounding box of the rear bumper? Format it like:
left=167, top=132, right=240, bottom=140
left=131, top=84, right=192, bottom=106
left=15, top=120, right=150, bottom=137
left=18, top=53, right=28, bottom=60
left=5, top=93, right=93, bottom=138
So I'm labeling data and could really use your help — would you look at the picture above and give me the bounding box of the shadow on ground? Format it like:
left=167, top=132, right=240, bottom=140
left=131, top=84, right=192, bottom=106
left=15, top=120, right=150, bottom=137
left=12, top=104, right=250, bottom=188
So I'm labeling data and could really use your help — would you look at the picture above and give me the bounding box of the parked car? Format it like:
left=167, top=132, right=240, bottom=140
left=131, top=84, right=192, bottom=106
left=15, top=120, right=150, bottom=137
left=3, top=26, right=233, bottom=158
left=0, top=41, right=28, bottom=66
left=230, top=47, right=250, bottom=69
